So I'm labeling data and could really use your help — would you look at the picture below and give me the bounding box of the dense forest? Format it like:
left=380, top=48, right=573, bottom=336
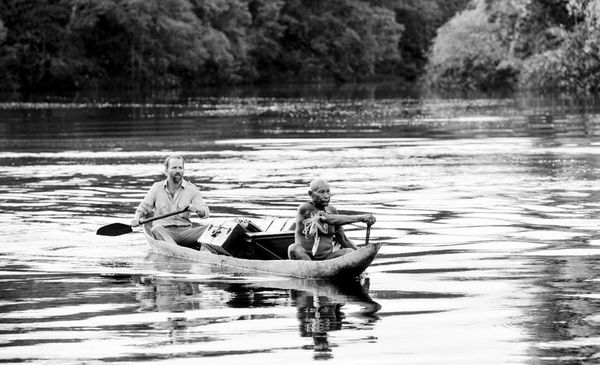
left=0, top=0, right=466, bottom=91
left=427, top=0, right=600, bottom=93
left=3, top=0, right=599, bottom=93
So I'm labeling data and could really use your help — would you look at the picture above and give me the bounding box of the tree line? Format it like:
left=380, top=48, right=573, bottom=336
left=9, top=0, right=592, bottom=93
left=427, top=0, right=600, bottom=93
left=0, top=0, right=466, bottom=91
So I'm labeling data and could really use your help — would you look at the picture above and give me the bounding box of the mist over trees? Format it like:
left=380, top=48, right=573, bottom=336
left=426, top=0, right=600, bottom=93
left=0, top=0, right=466, bottom=91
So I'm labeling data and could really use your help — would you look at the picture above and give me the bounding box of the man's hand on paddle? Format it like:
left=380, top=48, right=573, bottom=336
left=188, top=204, right=206, bottom=218
left=360, top=214, right=376, bottom=226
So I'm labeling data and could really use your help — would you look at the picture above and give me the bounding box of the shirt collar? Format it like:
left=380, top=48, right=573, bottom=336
left=162, top=179, right=187, bottom=189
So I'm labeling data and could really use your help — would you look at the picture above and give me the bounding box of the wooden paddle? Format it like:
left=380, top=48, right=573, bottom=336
left=365, top=223, right=372, bottom=245
left=96, top=206, right=189, bottom=236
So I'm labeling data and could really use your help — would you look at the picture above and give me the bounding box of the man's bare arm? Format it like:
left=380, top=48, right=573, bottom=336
left=320, top=212, right=376, bottom=226
left=334, top=227, right=358, bottom=249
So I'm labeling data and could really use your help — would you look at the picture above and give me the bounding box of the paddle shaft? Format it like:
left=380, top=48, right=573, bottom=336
left=138, top=206, right=189, bottom=225
left=96, top=206, right=190, bottom=236
left=365, top=223, right=371, bottom=245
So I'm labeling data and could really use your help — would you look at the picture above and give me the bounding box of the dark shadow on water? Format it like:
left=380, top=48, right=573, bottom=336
left=0, top=82, right=424, bottom=103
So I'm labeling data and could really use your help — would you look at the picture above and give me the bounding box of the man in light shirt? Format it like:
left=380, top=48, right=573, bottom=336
left=131, top=154, right=209, bottom=247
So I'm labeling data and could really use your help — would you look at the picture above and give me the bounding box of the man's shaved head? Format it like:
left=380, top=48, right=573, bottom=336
left=309, top=178, right=329, bottom=192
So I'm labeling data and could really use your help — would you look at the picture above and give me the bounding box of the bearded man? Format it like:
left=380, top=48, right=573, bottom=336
left=131, top=154, right=209, bottom=247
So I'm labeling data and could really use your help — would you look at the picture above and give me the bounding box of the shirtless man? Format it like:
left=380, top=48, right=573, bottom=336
left=287, top=178, right=376, bottom=260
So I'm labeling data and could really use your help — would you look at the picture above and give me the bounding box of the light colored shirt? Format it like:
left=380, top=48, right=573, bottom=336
left=135, top=179, right=209, bottom=227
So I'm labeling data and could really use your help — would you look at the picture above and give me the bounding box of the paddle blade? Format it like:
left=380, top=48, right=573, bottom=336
left=96, top=223, right=133, bottom=236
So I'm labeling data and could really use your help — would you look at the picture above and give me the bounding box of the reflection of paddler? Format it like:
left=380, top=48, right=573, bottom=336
left=312, top=333, right=332, bottom=360
left=294, top=291, right=343, bottom=336
left=154, top=281, right=197, bottom=312
left=135, top=277, right=217, bottom=312
left=293, top=290, right=342, bottom=359
left=168, top=316, right=189, bottom=344
left=298, top=295, right=343, bottom=336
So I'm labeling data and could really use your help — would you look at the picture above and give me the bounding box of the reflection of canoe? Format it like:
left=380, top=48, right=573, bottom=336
left=143, top=222, right=381, bottom=280
left=248, top=277, right=382, bottom=316
left=251, top=277, right=373, bottom=301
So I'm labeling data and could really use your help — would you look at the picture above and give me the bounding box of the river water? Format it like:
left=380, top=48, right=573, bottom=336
left=2, top=86, right=600, bottom=364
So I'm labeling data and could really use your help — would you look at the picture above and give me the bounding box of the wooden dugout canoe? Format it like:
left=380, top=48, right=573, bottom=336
left=143, top=222, right=381, bottom=280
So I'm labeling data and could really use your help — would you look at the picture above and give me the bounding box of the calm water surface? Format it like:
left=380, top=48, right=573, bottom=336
left=2, top=87, right=600, bottom=364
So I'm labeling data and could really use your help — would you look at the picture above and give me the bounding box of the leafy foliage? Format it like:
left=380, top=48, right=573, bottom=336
left=0, top=0, right=90, bottom=89
left=426, top=1, right=518, bottom=90
left=69, top=0, right=211, bottom=86
left=0, top=20, right=6, bottom=43
left=427, top=0, right=600, bottom=92
left=276, top=0, right=403, bottom=82
left=0, top=0, right=465, bottom=90
left=370, top=0, right=470, bottom=79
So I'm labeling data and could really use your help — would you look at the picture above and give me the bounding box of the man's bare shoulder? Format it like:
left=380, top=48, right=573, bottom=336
left=325, top=205, right=339, bottom=214
left=297, top=202, right=317, bottom=215
left=297, top=201, right=314, bottom=210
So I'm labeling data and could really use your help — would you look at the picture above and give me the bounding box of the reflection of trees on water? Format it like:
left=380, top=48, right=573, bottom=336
left=525, top=101, right=600, bottom=147
left=503, top=108, right=600, bottom=361
left=132, top=275, right=380, bottom=353
left=524, top=110, right=600, bottom=187
left=516, top=108, right=600, bottom=361
left=523, top=256, right=600, bottom=362
left=526, top=112, right=561, bottom=147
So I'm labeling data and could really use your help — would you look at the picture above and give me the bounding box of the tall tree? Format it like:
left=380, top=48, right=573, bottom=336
left=69, top=0, right=210, bottom=86
left=277, top=0, right=403, bottom=82
left=0, top=19, right=16, bottom=89
left=0, top=0, right=92, bottom=89
left=246, top=0, right=286, bottom=81
left=0, top=20, right=6, bottom=43
left=427, top=0, right=600, bottom=92
left=189, top=0, right=253, bottom=83
left=426, top=0, right=517, bottom=90
left=367, top=0, right=469, bottom=78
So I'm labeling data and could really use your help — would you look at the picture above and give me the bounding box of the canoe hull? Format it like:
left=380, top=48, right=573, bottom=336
left=144, top=224, right=381, bottom=279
